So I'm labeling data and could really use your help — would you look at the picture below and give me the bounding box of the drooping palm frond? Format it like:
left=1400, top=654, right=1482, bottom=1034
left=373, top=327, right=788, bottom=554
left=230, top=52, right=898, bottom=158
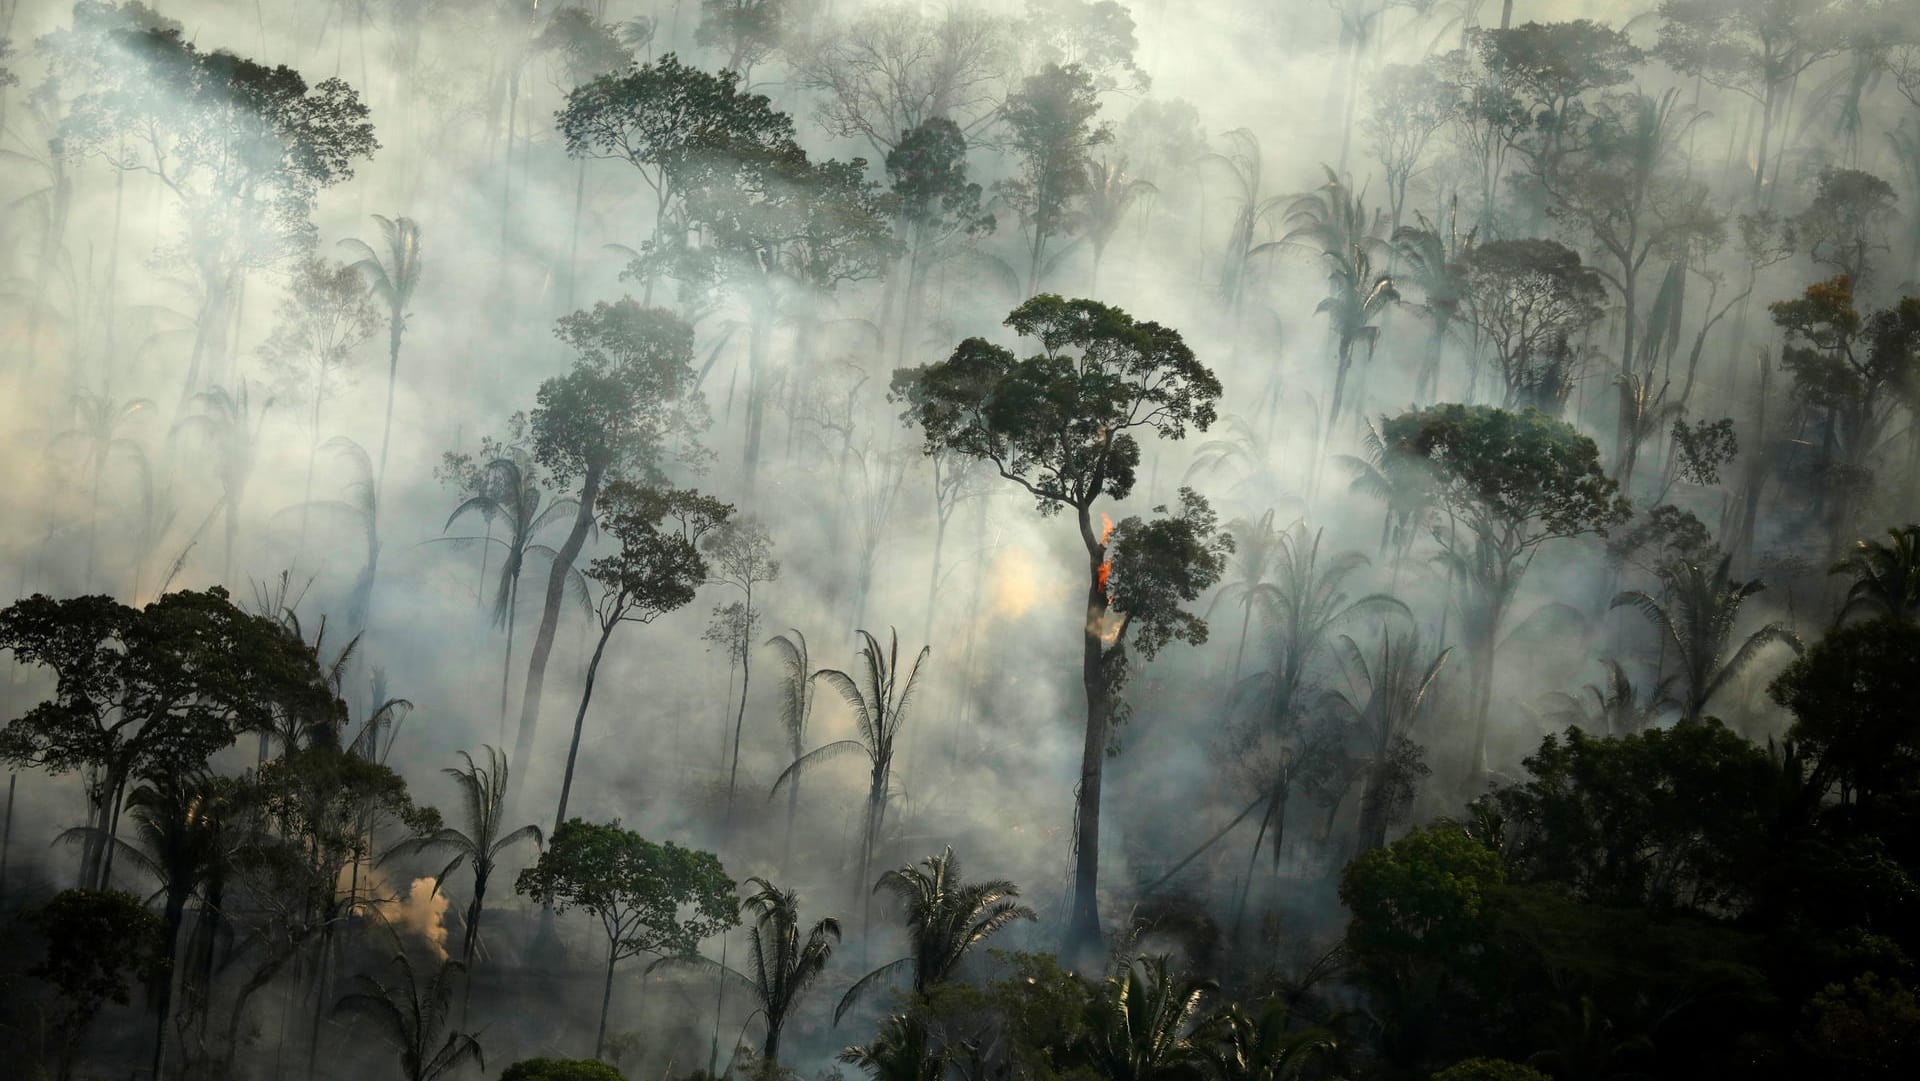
left=1080, top=955, right=1215, bottom=1081
left=1543, top=658, right=1677, bottom=737
left=1831, top=524, right=1920, bottom=624
left=1611, top=553, right=1804, bottom=722
left=1200, top=994, right=1337, bottom=1081
left=332, top=935, right=481, bottom=1081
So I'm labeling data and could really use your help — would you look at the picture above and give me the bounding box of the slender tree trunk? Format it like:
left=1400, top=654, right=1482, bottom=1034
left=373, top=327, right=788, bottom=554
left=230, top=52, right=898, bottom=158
left=1065, top=505, right=1111, bottom=960
left=499, top=574, right=520, bottom=745
left=742, top=304, right=772, bottom=482
left=513, top=466, right=604, bottom=808
left=376, top=319, right=403, bottom=502
left=724, top=647, right=751, bottom=828
left=595, top=951, right=616, bottom=1060
left=554, top=622, right=616, bottom=835
left=565, top=160, right=587, bottom=313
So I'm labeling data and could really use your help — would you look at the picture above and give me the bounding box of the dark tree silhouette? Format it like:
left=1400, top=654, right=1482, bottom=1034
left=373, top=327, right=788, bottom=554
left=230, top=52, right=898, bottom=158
left=896, top=295, right=1227, bottom=958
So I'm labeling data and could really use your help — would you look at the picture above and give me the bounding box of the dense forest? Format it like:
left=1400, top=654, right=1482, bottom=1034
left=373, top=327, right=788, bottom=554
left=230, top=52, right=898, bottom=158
left=1, top=1, right=1917, bottom=1079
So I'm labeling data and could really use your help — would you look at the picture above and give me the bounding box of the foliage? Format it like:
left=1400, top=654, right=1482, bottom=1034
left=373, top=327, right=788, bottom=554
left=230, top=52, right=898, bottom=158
left=1610, top=552, right=1802, bottom=723
left=500, top=1059, right=629, bottom=1081
left=517, top=819, right=737, bottom=961
left=1105, top=489, right=1233, bottom=659
left=29, top=888, right=169, bottom=1031
left=1772, top=618, right=1920, bottom=807
left=332, top=943, right=482, bottom=1081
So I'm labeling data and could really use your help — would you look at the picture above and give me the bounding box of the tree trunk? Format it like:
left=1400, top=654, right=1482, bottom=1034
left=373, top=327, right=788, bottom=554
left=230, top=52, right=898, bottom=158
left=1065, top=504, right=1111, bottom=961
left=512, top=465, right=604, bottom=808
left=742, top=303, right=773, bottom=482
left=595, top=950, right=617, bottom=1061
left=554, top=621, right=616, bottom=835
left=376, top=318, right=404, bottom=503
left=724, top=646, right=752, bottom=828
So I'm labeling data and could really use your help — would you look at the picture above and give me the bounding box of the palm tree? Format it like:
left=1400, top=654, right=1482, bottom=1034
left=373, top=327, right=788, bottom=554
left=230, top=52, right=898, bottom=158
left=331, top=939, right=482, bottom=1081
left=50, top=389, right=154, bottom=589
left=1183, top=415, right=1300, bottom=513
left=1202, top=128, right=1288, bottom=316
left=1209, top=510, right=1287, bottom=684
left=1281, top=167, right=1395, bottom=440
left=174, top=382, right=270, bottom=582
left=1080, top=955, right=1214, bottom=1081
left=1328, top=632, right=1451, bottom=853
left=1335, top=419, right=1436, bottom=571
left=765, top=631, right=817, bottom=860
left=1831, top=524, right=1920, bottom=623
left=672, top=878, right=840, bottom=1063
left=1612, top=371, right=1684, bottom=497
left=1258, top=523, right=1408, bottom=725
left=1083, top=156, right=1157, bottom=292
left=1199, top=996, right=1337, bottom=1081
left=1543, top=659, right=1675, bottom=737
left=437, top=452, right=581, bottom=736
left=385, top=746, right=541, bottom=969
left=838, top=1013, right=949, bottom=1081
left=835, top=847, right=1036, bottom=1023
left=340, top=215, right=424, bottom=499
left=285, top=437, right=382, bottom=635
left=1390, top=202, right=1475, bottom=403
left=1611, top=554, right=1804, bottom=723
left=773, top=629, right=930, bottom=938
left=58, top=771, right=232, bottom=1080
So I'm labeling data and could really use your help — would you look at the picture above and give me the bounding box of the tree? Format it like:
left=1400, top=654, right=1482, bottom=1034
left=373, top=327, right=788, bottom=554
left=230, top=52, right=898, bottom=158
left=1456, top=240, right=1606, bottom=411
left=1542, top=658, right=1675, bottom=737
left=764, top=630, right=816, bottom=856
left=555, top=483, right=731, bottom=834
left=1364, top=63, right=1458, bottom=236
left=257, top=256, right=380, bottom=544
left=57, top=19, right=377, bottom=398
left=1533, top=89, right=1721, bottom=379
left=514, top=302, right=704, bottom=804
left=774, top=628, right=929, bottom=934
left=339, top=214, right=425, bottom=498
left=672, top=878, right=841, bottom=1062
left=0, top=588, right=329, bottom=888
left=28, top=888, right=169, bottom=1081
left=557, top=53, right=799, bottom=300
left=386, top=746, right=543, bottom=967
left=516, top=819, right=738, bottom=1059
left=174, top=382, right=269, bottom=581
left=703, top=518, right=777, bottom=825
left=1080, top=156, right=1155, bottom=291
left=1473, top=20, right=1644, bottom=182
left=1328, top=632, right=1451, bottom=853
left=1768, top=279, right=1919, bottom=553
left=895, top=294, right=1225, bottom=957
left=837, top=847, right=1036, bottom=1022
left=48, top=389, right=153, bottom=590
left=1079, top=955, right=1213, bottom=1081
left=1831, top=524, right=1920, bottom=623
left=1282, top=168, right=1396, bottom=435
left=436, top=446, right=580, bottom=734
left=1391, top=204, right=1477, bottom=404
left=1610, top=552, right=1803, bottom=723
left=696, top=0, right=787, bottom=80
left=1655, top=0, right=1846, bottom=203
left=838, top=1012, right=951, bottom=1081
left=1772, top=618, right=1920, bottom=808
left=1791, top=167, right=1898, bottom=288
left=1200, top=996, right=1337, bottom=1081
left=1382, top=404, right=1629, bottom=773
left=1339, top=824, right=1504, bottom=997
left=501, top=1060, right=628, bottom=1081
left=996, top=63, right=1112, bottom=296
left=792, top=3, right=1012, bottom=158
left=332, top=941, right=482, bottom=1081
left=54, top=771, right=232, bottom=1080
left=886, top=117, right=995, bottom=361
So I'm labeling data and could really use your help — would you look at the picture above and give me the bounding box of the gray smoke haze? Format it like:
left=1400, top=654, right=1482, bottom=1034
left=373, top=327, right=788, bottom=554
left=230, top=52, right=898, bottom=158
left=1, top=0, right=1908, bottom=1075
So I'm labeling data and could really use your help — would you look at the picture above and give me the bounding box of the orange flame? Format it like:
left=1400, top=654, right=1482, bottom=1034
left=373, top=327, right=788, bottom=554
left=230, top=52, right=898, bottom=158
left=1097, top=560, right=1111, bottom=598
left=1095, top=513, right=1115, bottom=602
left=1100, top=513, right=1115, bottom=545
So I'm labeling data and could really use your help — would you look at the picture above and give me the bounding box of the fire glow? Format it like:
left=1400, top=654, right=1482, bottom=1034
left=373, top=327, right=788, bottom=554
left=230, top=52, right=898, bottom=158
left=1096, top=513, right=1115, bottom=600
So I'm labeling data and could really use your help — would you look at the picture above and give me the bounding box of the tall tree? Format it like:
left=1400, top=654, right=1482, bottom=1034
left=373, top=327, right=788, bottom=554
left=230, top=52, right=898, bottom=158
left=773, top=628, right=929, bottom=935
left=764, top=630, right=816, bottom=857
left=668, top=877, right=840, bottom=1062
left=386, top=746, right=543, bottom=968
left=1830, top=523, right=1920, bottom=623
left=56, top=17, right=377, bottom=399
left=1655, top=0, right=1846, bottom=203
left=513, top=302, right=704, bottom=806
left=895, top=294, right=1227, bottom=956
left=703, top=518, right=778, bottom=825
left=1611, top=552, right=1803, bottom=722
left=516, top=819, right=738, bottom=1059
left=339, top=215, right=425, bottom=499
left=996, top=63, right=1112, bottom=296
left=1455, top=239, right=1607, bottom=411
left=1283, top=168, right=1397, bottom=435
left=0, top=588, right=330, bottom=888
left=331, top=939, right=483, bottom=1081
left=553, top=483, right=731, bottom=834
left=835, top=846, right=1036, bottom=1022
left=1382, top=404, right=1629, bottom=774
